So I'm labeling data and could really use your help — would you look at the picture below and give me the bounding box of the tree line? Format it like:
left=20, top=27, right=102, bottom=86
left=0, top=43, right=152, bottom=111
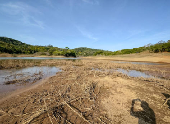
left=93, top=40, right=170, bottom=56
left=0, top=37, right=76, bottom=57
left=0, top=37, right=170, bottom=57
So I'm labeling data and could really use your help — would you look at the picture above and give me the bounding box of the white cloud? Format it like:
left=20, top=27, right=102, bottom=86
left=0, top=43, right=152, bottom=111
left=82, top=0, right=99, bottom=5
left=22, top=16, right=44, bottom=29
left=0, top=2, right=44, bottom=29
left=76, top=26, right=98, bottom=41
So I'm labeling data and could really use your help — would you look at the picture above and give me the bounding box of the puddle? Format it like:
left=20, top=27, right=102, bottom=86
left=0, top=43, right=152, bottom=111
left=0, top=57, right=79, bottom=60
left=92, top=68, right=155, bottom=78
left=0, top=66, right=61, bottom=95
left=112, top=61, right=161, bottom=65
left=116, top=68, right=154, bottom=78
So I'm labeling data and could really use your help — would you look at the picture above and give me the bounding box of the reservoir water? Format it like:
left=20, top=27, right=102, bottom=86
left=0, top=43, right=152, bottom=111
left=0, top=66, right=61, bottom=98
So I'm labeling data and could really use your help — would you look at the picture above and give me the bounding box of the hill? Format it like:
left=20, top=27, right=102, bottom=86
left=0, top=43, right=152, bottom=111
left=0, top=37, right=170, bottom=57
left=0, top=37, right=55, bottom=54
left=91, top=40, right=170, bottom=56
left=0, top=37, right=76, bottom=57
left=73, top=47, right=113, bottom=56
left=0, top=37, right=110, bottom=57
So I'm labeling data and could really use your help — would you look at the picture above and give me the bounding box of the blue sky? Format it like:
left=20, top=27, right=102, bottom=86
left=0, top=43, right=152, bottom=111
left=0, top=0, right=170, bottom=51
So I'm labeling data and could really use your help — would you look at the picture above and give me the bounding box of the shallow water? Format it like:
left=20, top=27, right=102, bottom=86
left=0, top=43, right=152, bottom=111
left=0, top=57, right=79, bottom=60
left=0, top=66, right=61, bottom=95
left=112, top=61, right=161, bottom=65
left=116, top=68, right=154, bottom=78
left=92, top=68, right=154, bottom=78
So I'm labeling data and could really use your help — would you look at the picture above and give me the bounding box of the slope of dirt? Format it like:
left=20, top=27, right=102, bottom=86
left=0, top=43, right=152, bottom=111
left=82, top=52, right=170, bottom=64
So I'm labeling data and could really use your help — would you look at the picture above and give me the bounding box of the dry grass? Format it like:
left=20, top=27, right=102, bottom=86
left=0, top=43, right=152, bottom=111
left=0, top=59, right=170, bottom=123
left=0, top=59, right=82, bottom=69
left=0, top=53, right=67, bottom=57
left=0, top=65, right=111, bottom=124
left=0, top=60, right=41, bottom=69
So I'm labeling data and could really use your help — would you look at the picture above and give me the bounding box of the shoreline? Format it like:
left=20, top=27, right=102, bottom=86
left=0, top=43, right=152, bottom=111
left=1, top=52, right=170, bottom=63
left=1, top=55, right=169, bottom=64
left=0, top=54, right=66, bottom=58
left=81, top=55, right=170, bottom=64
left=0, top=75, right=53, bottom=104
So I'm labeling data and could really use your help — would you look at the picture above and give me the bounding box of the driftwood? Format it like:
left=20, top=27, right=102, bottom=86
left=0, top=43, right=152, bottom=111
left=23, top=96, right=90, bottom=124
left=162, top=98, right=170, bottom=107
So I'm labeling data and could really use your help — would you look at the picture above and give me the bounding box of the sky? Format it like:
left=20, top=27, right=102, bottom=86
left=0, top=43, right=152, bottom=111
left=0, top=0, right=170, bottom=51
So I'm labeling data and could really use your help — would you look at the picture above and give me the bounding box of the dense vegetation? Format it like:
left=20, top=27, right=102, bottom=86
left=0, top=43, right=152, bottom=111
left=93, top=40, right=170, bottom=56
left=0, top=37, right=170, bottom=57
left=0, top=37, right=76, bottom=57
left=0, top=37, right=108, bottom=57
left=73, top=47, right=112, bottom=56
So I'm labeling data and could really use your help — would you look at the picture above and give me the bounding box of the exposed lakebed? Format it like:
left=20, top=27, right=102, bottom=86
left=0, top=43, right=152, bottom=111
left=112, top=61, right=162, bottom=65
left=0, top=66, right=61, bottom=97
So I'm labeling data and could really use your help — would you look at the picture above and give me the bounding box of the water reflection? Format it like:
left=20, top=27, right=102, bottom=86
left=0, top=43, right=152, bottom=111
left=116, top=69, right=154, bottom=78
left=0, top=66, right=61, bottom=95
left=92, top=68, right=155, bottom=78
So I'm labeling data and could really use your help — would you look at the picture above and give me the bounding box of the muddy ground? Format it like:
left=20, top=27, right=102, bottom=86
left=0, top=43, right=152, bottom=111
left=0, top=59, right=170, bottom=124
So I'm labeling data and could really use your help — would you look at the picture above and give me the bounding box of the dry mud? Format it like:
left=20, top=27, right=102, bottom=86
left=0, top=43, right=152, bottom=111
left=0, top=60, right=170, bottom=124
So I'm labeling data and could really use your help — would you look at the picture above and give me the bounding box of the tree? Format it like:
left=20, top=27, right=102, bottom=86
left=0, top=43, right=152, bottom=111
left=158, top=40, right=165, bottom=44
left=65, top=47, right=69, bottom=50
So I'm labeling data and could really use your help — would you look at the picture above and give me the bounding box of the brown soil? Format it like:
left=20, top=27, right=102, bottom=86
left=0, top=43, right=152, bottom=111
left=0, top=60, right=170, bottom=124
left=82, top=52, right=170, bottom=64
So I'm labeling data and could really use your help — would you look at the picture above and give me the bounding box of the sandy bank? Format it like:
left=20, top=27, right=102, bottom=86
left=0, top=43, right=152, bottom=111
left=81, top=52, right=170, bottom=64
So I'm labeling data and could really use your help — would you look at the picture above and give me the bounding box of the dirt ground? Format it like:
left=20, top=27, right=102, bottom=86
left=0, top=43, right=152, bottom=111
left=83, top=52, right=170, bottom=64
left=0, top=59, right=170, bottom=124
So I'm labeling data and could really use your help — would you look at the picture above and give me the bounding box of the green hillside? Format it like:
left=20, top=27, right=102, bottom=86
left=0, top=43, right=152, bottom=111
left=0, top=37, right=76, bottom=57
left=73, top=47, right=113, bottom=56
left=0, top=37, right=170, bottom=57
left=91, top=40, right=170, bottom=56
left=0, top=37, right=109, bottom=57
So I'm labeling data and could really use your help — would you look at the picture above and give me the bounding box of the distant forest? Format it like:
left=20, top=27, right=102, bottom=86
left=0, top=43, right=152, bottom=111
left=0, top=37, right=170, bottom=57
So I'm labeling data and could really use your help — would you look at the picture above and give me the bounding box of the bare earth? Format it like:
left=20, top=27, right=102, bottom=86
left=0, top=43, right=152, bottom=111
left=0, top=58, right=170, bottom=124
left=82, top=52, right=170, bottom=64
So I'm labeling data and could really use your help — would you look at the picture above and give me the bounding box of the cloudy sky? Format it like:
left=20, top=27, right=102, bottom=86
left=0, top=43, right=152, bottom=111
left=0, top=0, right=170, bottom=51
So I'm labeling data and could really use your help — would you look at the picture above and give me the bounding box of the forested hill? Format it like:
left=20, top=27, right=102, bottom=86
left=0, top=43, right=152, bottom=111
left=0, top=37, right=28, bottom=46
left=73, top=47, right=112, bottom=56
left=0, top=37, right=170, bottom=57
left=0, top=37, right=111, bottom=56
left=73, top=40, right=170, bottom=56
left=0, top=37, right=107, bottom=57
left=0, top=37, right=60, bottom=55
